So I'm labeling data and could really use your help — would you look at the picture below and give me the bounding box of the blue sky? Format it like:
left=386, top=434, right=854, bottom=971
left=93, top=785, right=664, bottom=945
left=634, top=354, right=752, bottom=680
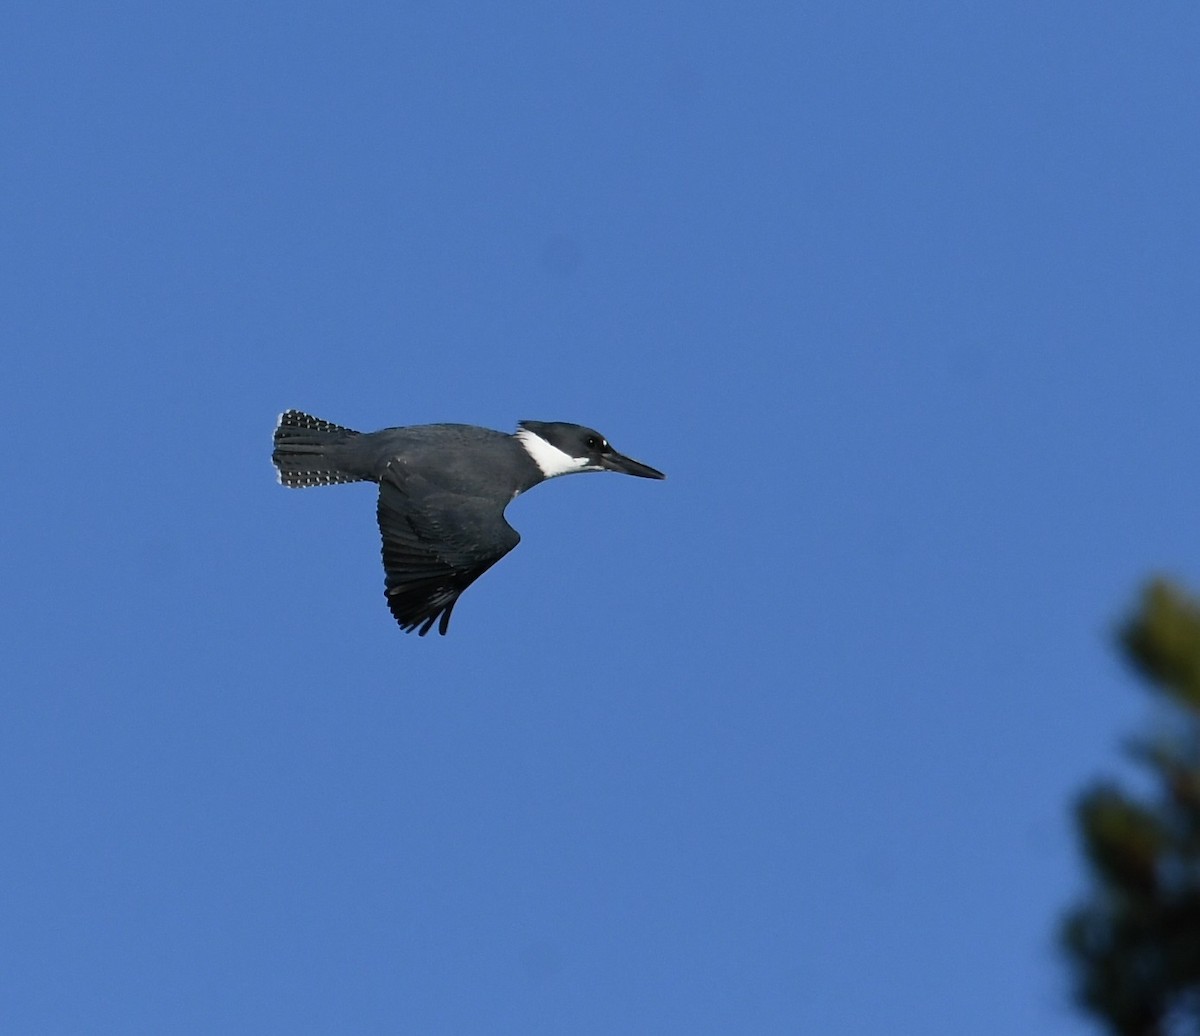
left=4, top=3, right=1199, bottom=1032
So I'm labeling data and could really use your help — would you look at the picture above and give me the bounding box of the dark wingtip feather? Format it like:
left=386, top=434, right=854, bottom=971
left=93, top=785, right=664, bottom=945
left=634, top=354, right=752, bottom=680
left=384, top=586, right=457, bottom=636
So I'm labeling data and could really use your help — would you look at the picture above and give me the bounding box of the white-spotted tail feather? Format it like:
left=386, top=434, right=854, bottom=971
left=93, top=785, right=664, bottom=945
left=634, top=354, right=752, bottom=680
left=272, top=410, right=365, bottom=488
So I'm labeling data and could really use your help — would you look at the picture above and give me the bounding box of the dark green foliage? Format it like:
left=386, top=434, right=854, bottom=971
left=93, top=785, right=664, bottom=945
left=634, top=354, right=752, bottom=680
left=1063, top=579, right=1200, bottom=1036
left=1124, top=581, right=1200, bottom=711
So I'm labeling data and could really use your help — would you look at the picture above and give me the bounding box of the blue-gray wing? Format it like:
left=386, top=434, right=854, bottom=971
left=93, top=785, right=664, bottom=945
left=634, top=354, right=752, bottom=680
left=376, top=463, right=520, bottom=636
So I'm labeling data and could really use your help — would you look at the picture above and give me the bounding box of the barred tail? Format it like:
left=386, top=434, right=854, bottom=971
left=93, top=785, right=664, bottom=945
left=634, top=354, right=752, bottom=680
left=271, top=410, right=365, bottom=488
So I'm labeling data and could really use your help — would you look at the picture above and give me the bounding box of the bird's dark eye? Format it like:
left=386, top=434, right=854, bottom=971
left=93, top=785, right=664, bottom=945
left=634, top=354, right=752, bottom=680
left=586, top=437, right=600, bottom=450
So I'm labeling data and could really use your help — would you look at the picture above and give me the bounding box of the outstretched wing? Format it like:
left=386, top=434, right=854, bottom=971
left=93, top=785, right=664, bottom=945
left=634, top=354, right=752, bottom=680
left=376, top=464, right=520, bottom=636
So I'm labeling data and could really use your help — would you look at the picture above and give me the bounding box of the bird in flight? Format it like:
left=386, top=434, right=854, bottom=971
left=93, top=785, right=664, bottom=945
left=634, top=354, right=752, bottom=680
left=272, top=410, right=665, bottom=635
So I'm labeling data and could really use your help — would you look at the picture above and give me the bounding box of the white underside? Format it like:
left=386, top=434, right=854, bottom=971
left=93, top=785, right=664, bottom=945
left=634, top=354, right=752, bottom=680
left=517, top=428, right=595, bottom=478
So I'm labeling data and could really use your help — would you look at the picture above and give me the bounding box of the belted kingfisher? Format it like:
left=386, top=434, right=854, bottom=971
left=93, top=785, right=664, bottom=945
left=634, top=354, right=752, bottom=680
left=272, top=410, right=665, bottom=636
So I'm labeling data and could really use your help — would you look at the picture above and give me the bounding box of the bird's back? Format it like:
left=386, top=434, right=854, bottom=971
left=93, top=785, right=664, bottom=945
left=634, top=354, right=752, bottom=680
left=337, top=423, right=539, bottom=500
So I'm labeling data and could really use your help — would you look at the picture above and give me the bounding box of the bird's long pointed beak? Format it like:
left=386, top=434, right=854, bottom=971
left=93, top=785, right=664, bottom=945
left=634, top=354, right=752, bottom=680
left=600, top=451, right=666, bottom=479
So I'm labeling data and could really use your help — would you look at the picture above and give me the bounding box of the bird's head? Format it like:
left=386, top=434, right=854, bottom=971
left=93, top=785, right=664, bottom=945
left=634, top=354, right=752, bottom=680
left=516, top=421, right=666, bottom=480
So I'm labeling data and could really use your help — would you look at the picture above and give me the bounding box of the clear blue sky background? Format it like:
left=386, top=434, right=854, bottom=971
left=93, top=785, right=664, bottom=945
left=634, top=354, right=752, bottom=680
left=4, top=3, right=1199, bottom=1033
